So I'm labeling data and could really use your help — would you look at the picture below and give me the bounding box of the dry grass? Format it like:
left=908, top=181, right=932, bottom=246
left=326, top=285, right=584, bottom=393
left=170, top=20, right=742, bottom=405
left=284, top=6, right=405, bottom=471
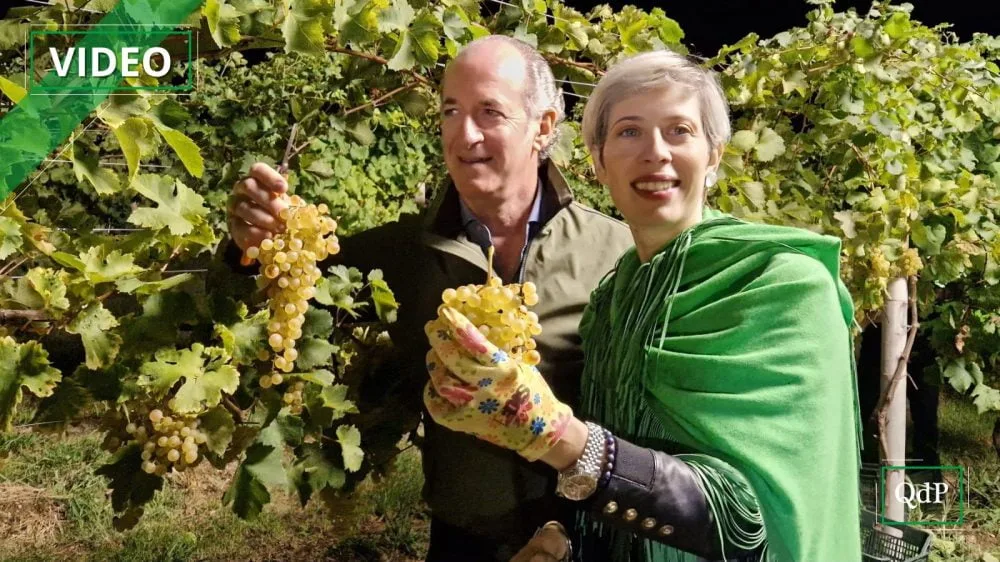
left=0, top=485, right=66, bottom=553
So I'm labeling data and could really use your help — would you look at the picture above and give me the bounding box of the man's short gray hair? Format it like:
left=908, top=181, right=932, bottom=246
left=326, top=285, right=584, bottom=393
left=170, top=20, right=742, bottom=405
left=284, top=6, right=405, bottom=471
left=455, top=35, right=565, bottom=159
left=581, top=50, right=731, bottom=164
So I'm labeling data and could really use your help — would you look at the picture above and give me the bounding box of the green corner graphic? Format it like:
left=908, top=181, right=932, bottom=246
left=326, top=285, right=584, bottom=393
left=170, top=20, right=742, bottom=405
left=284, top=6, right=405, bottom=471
left=0, top=0, right=204, bottom=199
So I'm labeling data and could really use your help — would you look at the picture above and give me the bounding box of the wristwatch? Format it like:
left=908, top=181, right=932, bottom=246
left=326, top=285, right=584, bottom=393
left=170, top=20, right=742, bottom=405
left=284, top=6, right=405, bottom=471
left=555, top=421, right=607, bottom=501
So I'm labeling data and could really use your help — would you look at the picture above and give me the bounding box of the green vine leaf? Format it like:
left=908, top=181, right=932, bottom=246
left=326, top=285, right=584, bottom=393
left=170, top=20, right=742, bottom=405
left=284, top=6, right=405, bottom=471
left=283, top=0, right=335, bottom=56
left=224, top=419, right=286, bottom=518
left=339, top=0, right=386, bottom=46
left=77, top=246, right=144, bottom=284
left=155, top=126, right=205, bottom=178
left=137, top=344, right=239, bottom=414
left=128, top=174, right=209, bottom=236
left=71, top=141, right=122, bottom=195
left=0, top=337, right=62, bottom=430
left=0, top=216, right=23, bottom=260
left=379, top=0, right=415, bottom=32
left=336, top=424, right=364, bottom=472
left=204, top=0, right=242, bottom=48
left=66, top=302, right=121, bottom=369
left=112, top=117, right=160, bottom=181
left=753, top=127, right=786, bottom=162
left=200, top=405, right=236, bottom=456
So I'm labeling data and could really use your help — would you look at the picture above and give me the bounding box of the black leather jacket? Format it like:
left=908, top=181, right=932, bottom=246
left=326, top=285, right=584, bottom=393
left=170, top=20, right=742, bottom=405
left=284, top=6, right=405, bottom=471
left=580, top=437, right=765, bottom=562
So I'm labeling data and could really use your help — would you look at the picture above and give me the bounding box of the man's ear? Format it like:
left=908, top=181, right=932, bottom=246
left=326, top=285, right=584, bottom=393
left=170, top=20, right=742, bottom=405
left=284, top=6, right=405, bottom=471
left=534, top=108, right=558, bottom=153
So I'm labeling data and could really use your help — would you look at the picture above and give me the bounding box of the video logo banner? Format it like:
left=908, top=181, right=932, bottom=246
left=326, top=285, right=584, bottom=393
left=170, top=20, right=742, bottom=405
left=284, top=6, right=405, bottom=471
left=29, top=28, right=194, bottom=93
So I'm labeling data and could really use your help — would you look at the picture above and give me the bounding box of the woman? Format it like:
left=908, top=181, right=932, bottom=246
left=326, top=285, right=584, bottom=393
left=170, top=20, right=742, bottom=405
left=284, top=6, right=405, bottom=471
left=424, top=50, right=863, bottom=562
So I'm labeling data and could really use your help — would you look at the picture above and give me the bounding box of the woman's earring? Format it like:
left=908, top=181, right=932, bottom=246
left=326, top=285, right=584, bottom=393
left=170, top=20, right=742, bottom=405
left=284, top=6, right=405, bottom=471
left=705, top=170, right=718, bottom=188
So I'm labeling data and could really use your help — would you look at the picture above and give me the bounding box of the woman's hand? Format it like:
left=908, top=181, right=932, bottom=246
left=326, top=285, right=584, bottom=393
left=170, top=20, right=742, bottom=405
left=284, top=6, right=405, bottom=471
left=510, top=522, right=571, bottom=562
left=423, top=307, right=573, bottom=461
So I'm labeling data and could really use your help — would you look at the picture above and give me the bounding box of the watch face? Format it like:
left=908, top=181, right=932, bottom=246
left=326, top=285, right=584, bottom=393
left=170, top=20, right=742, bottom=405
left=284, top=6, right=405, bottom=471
left=559, top=473, right=599, bottom=501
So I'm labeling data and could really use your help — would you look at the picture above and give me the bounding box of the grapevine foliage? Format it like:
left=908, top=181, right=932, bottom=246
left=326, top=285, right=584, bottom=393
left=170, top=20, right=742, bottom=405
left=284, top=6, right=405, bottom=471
left=707, top=2, right=1000, bottom=410
left=0, top=0, right=998, bottom=528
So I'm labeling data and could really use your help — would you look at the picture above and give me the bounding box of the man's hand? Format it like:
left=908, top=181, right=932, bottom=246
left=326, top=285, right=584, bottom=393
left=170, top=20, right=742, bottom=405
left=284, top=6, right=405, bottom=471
left=226, top=163, right=290, bottom=252
left=510, top=523, right=570, bottom=562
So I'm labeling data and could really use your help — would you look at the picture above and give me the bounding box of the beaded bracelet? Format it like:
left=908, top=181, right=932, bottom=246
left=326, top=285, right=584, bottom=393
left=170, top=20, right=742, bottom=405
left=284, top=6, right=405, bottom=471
left=598, top=427, right=616, bottom=489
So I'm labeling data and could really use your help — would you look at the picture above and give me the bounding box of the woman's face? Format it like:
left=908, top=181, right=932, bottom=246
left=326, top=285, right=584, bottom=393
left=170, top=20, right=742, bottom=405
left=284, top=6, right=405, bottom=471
left=594, top=86, right=720, bottom=239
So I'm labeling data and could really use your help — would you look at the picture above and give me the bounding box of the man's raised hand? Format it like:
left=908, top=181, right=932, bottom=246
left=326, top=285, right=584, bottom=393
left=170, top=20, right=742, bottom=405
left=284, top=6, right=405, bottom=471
left=227, top=162, right=291, bottom=252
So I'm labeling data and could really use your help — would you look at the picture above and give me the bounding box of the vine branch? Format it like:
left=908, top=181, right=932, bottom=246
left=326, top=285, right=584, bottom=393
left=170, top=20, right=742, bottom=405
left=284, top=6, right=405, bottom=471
left=0, top=256, right=30, bottom=282
left=0, top=309, right=50, bottom=322
left=324, top=41, right=432, bottom=86
left=542, top=53, right=603, bottom=75
left=278, top=123, right=301, bottom=176
left=344, top=82, right=419, bottom=116
left=222, top=395, right=246, bottom=424
left=847, top=142, right=879, bottom=188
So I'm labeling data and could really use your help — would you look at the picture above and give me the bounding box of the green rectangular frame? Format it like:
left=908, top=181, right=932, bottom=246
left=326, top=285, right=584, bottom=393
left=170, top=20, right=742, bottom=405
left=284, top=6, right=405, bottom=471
left=879, top=465, right=965, bottom=526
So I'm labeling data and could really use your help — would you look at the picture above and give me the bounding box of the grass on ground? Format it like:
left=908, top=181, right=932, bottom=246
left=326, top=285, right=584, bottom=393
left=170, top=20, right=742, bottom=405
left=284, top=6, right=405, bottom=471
left=922, top=391, right=999, bottom=562
left=1, top=389, right=997, bottom=561
left=0, top=423, right=428, bottom=562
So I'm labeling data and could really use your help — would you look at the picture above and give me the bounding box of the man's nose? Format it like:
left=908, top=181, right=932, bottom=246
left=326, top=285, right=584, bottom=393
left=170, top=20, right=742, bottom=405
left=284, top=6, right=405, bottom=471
left=459, top=116, right=484, bottom=146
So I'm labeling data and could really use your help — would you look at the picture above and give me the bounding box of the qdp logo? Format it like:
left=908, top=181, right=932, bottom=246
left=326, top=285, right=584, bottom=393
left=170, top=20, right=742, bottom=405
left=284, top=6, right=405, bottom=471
left=880, top=465, right=965, bottom=525
left=29, top=27, right=193, bottom=93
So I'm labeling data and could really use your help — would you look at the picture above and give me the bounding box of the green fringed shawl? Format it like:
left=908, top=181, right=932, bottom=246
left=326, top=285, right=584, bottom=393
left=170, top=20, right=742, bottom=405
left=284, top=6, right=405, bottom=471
left=577, top=208, right=863, bottom=562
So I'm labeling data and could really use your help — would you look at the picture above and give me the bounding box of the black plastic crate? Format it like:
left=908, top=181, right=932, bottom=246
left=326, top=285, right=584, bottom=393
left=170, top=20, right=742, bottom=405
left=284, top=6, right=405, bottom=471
left=860, top=463, right=881, bottom=512
left=860, top=509, right=932, bottom=562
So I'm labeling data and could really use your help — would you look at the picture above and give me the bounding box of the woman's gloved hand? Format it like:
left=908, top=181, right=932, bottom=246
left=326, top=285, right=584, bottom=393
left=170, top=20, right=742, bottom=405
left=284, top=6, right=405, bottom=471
left=423, top=307, right=573, bottom=461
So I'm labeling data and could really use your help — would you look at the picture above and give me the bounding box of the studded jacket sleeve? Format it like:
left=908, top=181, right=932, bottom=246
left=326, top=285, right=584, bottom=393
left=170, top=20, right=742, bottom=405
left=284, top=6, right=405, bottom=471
left=585, top=436, right=765, bottom=561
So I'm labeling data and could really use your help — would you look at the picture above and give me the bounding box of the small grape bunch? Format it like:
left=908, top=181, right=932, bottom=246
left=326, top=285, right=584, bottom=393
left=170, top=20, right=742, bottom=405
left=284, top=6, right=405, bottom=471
left=438, top=248, right=542, bottom=365
left=123, top=407, right=208, bottom=476
left=869, top=247, right=891, bottom=278
left=898, top=248, right=923, bottom=277
left=243, top=194, right=339, bottom=380
left=281, top=380, right=307, bottom=414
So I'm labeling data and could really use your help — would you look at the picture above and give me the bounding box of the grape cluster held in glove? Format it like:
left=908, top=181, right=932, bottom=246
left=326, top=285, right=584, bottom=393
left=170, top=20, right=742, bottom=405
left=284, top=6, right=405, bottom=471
left=423, top=250, right=572, bottom=461
left=423, top=306, right=572, bottom=461
left=438, top=255, right=542, bottom=366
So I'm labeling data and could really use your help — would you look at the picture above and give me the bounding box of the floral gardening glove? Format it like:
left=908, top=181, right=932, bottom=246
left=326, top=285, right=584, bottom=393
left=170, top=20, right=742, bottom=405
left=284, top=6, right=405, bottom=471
left=423, top=307, right=573, bottom=461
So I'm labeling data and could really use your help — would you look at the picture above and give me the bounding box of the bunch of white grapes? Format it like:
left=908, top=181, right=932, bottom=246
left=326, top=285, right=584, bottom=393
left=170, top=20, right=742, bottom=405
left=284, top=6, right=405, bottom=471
left=124, top=408, right=207, bottom=475
left=282, top=380, right=307, bottom=415
left=898, top=248, right=923, bottom=277
left=243, top=194, right=339, bottom=383
left=869, top=247, right=891, bottom=278
left=440, top=273, right=542, bottom=366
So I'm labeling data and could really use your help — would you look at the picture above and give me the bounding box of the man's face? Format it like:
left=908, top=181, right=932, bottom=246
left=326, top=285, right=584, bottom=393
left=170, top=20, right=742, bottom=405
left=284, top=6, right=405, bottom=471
left=439, top=46, right=543, bottom=201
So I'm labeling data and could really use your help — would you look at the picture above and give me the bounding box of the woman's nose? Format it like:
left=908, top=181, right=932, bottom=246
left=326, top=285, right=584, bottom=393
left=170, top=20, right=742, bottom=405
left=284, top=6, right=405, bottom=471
left=644, top=132, right=673, bottom=163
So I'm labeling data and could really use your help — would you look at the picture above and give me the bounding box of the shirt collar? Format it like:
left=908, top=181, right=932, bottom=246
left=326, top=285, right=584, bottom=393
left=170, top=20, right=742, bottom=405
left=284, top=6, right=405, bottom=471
left=458, top=179, right=543, bottom=248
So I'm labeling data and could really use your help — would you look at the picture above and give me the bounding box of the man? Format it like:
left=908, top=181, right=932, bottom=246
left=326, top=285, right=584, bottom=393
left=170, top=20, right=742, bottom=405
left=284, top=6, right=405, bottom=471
left=226, top=35, right=633, bottom=561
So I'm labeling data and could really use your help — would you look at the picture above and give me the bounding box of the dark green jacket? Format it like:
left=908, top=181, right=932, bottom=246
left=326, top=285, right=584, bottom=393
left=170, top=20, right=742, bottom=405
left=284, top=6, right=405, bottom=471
left=236, top=161, right=632, bottom=554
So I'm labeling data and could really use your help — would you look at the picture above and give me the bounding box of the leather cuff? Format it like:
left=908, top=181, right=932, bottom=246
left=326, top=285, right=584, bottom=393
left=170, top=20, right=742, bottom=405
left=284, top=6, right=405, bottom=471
left=587, top=437, right=759, bottom=560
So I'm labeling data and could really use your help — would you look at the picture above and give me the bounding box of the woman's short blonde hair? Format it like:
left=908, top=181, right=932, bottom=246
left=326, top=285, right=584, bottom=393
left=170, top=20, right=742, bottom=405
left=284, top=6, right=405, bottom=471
left=581, top=50, right=731, bottom=164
